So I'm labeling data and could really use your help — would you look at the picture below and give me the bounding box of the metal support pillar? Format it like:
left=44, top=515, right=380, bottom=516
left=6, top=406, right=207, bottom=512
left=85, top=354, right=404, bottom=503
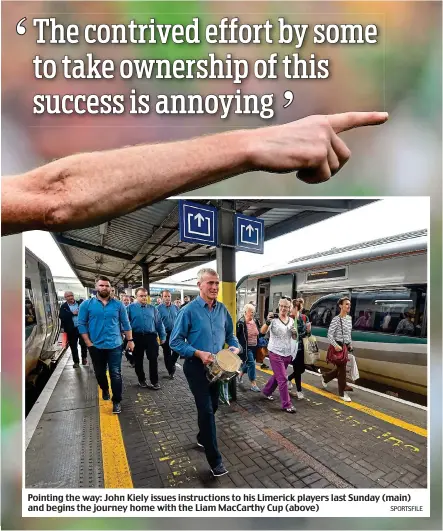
left=216, top=200, right=237, bottom=402
left=216, top=200, right=237, bottom=324
left=216, top=200, right=236, bottom=322
left=140, top=264, right=150, bottom=294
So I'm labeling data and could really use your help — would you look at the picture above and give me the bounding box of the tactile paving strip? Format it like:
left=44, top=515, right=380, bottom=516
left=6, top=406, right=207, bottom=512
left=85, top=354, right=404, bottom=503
left=26, top=359, right=103, bottom=488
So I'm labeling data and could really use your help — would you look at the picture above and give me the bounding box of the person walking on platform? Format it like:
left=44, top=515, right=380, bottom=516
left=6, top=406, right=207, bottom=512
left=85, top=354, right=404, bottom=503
left=236, top=304, right=261, bottom=392
left=121, top=295, right=134, bottom=367
left=127, top=287, right=166, bottom=390
left=261, top=299, right=298, bottom=414
left=170, top=268, right=241, bottom=477
left=157, top=290, right=179, bottom=379
left=78, top=276, right=133, bottom=414
left=321, top=296, right=353, bottom=402
left=287, top=298, right=311, bottom=399
left=59, top=291, right=88, bottom=368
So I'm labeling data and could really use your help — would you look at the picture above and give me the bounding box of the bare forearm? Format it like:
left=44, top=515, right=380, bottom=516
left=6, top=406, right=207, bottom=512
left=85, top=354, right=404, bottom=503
left=1, top=130, right=250, bottom=236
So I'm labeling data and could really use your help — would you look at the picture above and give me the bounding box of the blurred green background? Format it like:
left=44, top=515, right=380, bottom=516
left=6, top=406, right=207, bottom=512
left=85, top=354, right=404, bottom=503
left=1, top=0, right=441, bottom=529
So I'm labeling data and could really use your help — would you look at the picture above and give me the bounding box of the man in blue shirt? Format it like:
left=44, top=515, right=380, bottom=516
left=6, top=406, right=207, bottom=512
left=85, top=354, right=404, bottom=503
left=59, top=291, right=87, bottom=368
left=78, top=276, right=133, bottom=414
left=170, top=268, right=240, bottom=477
left=121, top=294, right=134, bottom=367
left=157, top=290, right=179, bottom=379
left=127, top=287, right=166, bottom=390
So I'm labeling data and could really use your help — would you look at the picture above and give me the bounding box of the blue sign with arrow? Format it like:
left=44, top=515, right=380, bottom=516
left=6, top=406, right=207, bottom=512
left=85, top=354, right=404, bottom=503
left=179, top=200, right=218, bottom=246
left=235, top=214, right=264, bottom=254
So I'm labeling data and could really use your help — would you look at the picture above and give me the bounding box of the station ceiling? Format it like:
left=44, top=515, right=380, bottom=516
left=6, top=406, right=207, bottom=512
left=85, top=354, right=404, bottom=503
left=53, top=199, right=377, bottom=289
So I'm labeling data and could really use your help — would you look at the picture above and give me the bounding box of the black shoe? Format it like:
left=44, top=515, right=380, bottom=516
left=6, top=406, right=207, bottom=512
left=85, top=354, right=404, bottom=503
left=138, top=380, right=149, bottom=388
left=196, top=440, right=204, bottom=449
left=211, top=463, right=229, bottom=477
left=102, top=390, right=111, bottom=401
left=113, top=402, right=122, bottom=414
left=81, top=358, right=88, bottom=366
left=169, top=373, right=175, bottom=380
left=283, top=407, right=296, bottom=414
left=152, top=383, right=161, bottom=390
left=73, top=363, right=80, bottom=368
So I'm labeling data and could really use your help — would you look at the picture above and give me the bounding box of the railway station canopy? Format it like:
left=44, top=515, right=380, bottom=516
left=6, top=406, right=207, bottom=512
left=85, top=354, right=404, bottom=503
left=53, top=199, right=376, bottom=289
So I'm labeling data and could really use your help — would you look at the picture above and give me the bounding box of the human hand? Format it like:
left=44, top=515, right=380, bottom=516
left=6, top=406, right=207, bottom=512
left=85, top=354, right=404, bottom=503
left=267, top=312, right=275, bottom=321
left=306, top=323, right=312, bottom=332
left=335, top=346, right=343, bottom=352
left=228, top=347, right=240, bottom=356
left=196, top=351, right=214, bottom=365
left=246, top=112, right=388, bottom=184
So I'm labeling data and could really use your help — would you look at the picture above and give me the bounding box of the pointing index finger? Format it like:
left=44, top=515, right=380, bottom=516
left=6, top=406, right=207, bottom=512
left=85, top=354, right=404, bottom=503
left=328, top=111, right=389, bottom=133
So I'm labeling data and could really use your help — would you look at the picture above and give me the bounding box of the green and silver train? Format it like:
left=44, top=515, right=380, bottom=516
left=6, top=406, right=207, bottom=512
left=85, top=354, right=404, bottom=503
left=236, top=230, right=427, bottom=396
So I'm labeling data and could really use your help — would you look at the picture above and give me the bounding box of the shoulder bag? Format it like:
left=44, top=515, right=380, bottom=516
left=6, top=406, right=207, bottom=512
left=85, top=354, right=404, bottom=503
left=326, top=317, right=349, bottom=366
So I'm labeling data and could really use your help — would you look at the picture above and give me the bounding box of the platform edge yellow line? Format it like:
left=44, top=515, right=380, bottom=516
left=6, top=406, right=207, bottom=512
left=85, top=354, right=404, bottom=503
left=257, top=365, right=427, bottom=438
left=98, top=377, right=133, bottom=488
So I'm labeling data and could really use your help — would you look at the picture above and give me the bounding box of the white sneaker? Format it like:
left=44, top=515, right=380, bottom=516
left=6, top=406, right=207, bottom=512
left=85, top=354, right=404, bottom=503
left=287, top=381, right=293, bottom=390
left=296, top=391, right=304, bottom=400
left=321, top=376, right=328, bottom=389
left=341, top=393, right=352, bottom=402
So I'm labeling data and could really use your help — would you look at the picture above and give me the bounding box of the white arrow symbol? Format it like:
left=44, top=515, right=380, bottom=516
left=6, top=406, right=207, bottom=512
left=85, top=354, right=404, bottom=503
left=245, top=224, right=254, bottom=236
left=194, top=213, right=205, bottom=227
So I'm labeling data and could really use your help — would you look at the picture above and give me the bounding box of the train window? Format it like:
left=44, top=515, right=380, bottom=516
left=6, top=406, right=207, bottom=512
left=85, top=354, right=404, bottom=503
left=25, top=278, right=37, bottom=337
left=352, top=287, right=426, bottom=337
left=236, top=281, right=247, bottom=316
left=309, top=295, right=339, bottom=328
left=38, top=263, right=53, bottom=324
left=246, top=278, right=257, bottom=307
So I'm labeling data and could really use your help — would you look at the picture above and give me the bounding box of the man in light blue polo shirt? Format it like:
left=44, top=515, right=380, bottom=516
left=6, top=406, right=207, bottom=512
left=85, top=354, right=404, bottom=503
left=127, top=287, right=166, bottom=390
left=78, top=276, right=133, bottom=414
left=157, top=290, right=179, bottom=379
left=170, top=268, right=240, bottom=477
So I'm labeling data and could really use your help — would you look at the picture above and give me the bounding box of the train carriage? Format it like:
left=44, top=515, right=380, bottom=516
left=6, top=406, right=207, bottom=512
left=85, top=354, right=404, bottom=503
left=25, top=249, right=61, bottom=384
left=236, top=230, right=427, bottom=395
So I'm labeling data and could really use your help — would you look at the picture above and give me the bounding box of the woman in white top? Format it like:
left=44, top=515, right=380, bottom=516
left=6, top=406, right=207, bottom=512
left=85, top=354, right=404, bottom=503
left=260, top=299, right=298, bottom=413
left=321, top=296, right=353, bottom=402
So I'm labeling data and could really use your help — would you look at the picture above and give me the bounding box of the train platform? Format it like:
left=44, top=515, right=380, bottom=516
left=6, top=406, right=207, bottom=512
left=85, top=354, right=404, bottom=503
left=25, top=348, right=427, bottom=490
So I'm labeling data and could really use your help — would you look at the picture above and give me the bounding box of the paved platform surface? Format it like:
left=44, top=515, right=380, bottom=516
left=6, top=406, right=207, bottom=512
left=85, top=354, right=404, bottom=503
left=26, top=348, right=427, bottom=490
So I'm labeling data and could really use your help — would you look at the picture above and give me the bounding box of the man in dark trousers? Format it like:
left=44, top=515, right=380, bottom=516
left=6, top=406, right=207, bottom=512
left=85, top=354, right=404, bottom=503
left=170, top=268, right=240, bottom=477
left=78, top=276, right=133, bottom=414
left=157, top=290, right=179, bottom=379
left=127, top=287, right=166, bottom=390
left=59, top=291, right=88, bottom=368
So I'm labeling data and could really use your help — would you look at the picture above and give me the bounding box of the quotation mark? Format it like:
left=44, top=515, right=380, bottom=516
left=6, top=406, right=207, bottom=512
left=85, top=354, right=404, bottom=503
left=283, top=90, right=294, bottom=108
left=16, top=17, right=27, bottom=35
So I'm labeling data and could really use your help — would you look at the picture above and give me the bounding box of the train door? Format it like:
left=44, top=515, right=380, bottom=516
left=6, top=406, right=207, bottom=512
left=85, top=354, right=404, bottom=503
left=257, top=278, right=270, bottom=324
left=38, top=262, right=55, bottom=357
left=269, top=274, right=295, bottom=313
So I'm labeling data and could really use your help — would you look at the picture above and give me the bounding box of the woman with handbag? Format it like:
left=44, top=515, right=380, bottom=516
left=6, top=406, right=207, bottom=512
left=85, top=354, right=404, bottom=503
left=260, top=299, right=298, bottom=414
left=287, top=299, right=309, bottom=399
left=236, top=304, right=261, bottom=392
left=322, top=296, right=353, bottom=402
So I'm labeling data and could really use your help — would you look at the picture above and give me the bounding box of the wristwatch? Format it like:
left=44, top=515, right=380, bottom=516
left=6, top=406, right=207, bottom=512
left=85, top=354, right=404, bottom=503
left=266, top=320, right=271, bottom=326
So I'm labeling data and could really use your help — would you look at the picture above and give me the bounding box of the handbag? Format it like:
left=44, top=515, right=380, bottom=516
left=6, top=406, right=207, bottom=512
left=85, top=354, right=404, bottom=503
left=258, top=336, right=268, bottom=348
left=346, top=353, right=360, bottom=381
left=255, top=346, right=267, bottom=363
left=326, top=318, right=349, bottom=366
left=303, top=335, right=320, bottom=364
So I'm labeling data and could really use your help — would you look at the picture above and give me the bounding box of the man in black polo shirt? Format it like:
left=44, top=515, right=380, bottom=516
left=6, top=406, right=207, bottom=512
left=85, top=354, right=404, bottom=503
left=59, top=291, right=88, bottom=368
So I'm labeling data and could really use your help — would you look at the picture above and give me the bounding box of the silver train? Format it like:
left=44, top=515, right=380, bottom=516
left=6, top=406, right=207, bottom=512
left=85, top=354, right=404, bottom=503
left=25, top=248, right=61, bottom=385
left=237, top=230, right=428, bottom=396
